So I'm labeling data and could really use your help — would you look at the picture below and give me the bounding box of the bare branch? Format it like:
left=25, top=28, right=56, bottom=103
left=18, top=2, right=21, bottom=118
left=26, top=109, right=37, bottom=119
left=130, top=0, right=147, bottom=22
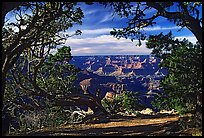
left=135, top=12, right=160, bottom=28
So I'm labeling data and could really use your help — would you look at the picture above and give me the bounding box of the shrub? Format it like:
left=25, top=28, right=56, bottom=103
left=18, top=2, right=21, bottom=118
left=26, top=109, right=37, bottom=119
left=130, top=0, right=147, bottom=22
left=102, top=91, right=143, bottom=114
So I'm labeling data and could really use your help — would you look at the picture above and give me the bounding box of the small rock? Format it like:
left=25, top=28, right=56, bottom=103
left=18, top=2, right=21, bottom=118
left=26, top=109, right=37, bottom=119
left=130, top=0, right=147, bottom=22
left=139, top=108, right=154, bottom=115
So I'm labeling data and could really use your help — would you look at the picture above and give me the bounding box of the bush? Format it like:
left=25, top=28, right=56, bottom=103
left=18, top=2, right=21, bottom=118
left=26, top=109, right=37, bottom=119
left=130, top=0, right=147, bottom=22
left=101, top=91, right=143, bottom=114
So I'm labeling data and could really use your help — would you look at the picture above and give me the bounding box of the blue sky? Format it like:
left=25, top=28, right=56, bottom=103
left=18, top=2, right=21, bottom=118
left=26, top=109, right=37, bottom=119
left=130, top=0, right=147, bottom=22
left=5, top=2, right=202, bottom=56
left=63, top=2, right=201, bottom=56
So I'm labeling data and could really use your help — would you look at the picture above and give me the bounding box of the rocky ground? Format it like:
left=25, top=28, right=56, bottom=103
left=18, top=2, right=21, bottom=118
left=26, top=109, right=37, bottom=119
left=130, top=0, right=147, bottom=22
left=17, top=113, right=201, bottom=136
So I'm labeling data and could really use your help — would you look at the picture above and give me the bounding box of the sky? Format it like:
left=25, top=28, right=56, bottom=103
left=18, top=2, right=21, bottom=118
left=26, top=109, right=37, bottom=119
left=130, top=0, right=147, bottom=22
left=62, top=2, right=200, bottom=56
left=5, top=2, right=202, bottom=56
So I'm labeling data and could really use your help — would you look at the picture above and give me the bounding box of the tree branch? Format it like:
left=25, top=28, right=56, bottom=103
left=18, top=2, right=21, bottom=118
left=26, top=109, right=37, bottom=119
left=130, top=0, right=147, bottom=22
left=2, top=2, right=26, bottom=27
left=146, top=2, right=202, bottom=44
left=12, top=70, right=35, bottom=94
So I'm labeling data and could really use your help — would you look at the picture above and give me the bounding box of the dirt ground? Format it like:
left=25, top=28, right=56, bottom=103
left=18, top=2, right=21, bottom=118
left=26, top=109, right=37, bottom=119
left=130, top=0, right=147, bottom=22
left=21, top=113, right=201, bottom=136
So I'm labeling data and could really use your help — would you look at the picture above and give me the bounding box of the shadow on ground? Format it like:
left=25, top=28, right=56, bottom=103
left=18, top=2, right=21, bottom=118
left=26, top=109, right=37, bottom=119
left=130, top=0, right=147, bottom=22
left=25, top=121, right=186, bottom=136
left=109, top=113, right=178, bottom=122
left=23, top=114, right=191, bottom=136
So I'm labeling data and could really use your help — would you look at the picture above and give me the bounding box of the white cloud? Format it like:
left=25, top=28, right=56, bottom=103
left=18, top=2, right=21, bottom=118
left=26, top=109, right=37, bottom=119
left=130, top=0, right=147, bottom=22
left=66, top=26, right=181, bottom=39
left=144, top=26, right=180, bottom=31
left=70, top=26, right=181, bottom=38
left=41, top=35, right=199, bottom=56
left=65, top=28, right=115, bottom=38
left=57, top=27, right=198, bottom=56
left=99, top=13, right=115, bottom=23
left=85, top=9, right=98, bottom=16
left=65, top=35, right=152, bottom=56
left=65, top=28, right=113, bottom=38
left=82, top=28, right=112, bottom=35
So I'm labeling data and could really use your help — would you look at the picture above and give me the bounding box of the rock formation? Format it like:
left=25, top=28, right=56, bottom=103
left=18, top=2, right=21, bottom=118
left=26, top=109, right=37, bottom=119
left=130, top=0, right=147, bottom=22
left=93, top=67, right=104, bottom=76
left=80, top=78, right=92, bottom=94
left=109, top=66, right=124, bottom=76
left=104, top=91, right=115, bottom=102
left=106, top=57, right=111, bottom=65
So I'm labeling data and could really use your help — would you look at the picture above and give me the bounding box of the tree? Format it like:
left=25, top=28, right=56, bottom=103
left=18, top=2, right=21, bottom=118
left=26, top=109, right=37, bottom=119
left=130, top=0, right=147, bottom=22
left=4, top=46, right=80, bottom=132
left=2, top=3, right=84, bottom=133
left=2, top=2, right=107, bottom=114
left=103, top=2, right=202, bottom=45
left=4, top=43, right=108, bottom=134
left=2, top=2, right=83, bottom=100
left=148, top=32, right=202, bottom=128
left=146, top=32, right=202, bottom=111
left=2, top=2, right=109, bottom=135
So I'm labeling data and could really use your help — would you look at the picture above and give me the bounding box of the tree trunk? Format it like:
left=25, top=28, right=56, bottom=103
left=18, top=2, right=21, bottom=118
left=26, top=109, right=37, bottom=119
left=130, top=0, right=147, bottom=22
left=186, top=19, right=202, bottom=45
left=54, top=94, right=108, bottom=114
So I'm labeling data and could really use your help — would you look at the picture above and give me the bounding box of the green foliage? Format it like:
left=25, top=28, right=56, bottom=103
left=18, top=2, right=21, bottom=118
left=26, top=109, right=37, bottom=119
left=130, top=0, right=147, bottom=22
left=37, top=46, right=80, bottom=96
left=4, top=46, right=80, bottom=133
left=149, top=32, right=202, bottom=116
left=101, top=98, right=117, bottom=114
left=105, top=1, right=202, bottom=131
left=45, top=106, right=67, bottom=127
left=2, top=2, right=84, bottom=112
left=2, top=2, right=84, bottom=134
left=101, top=91, right=143, bottom=114
left=148, top=32, right=202, bottom=131
left=119, top=91, right=143, bottom=113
